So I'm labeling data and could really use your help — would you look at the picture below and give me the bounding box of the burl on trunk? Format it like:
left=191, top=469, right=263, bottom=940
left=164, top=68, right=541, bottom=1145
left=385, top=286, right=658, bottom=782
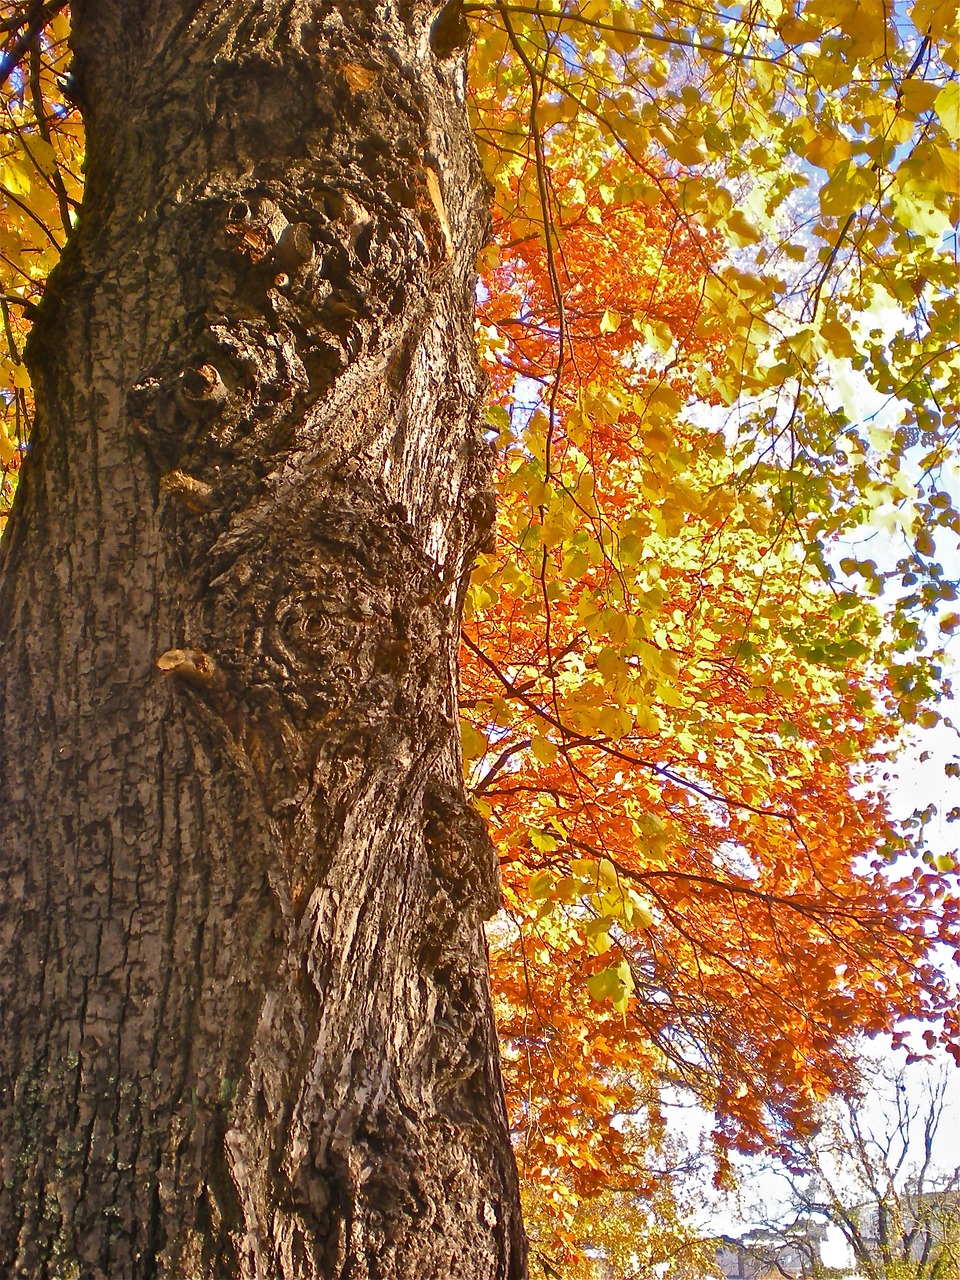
left=0, top=2, right=526, bottom=1276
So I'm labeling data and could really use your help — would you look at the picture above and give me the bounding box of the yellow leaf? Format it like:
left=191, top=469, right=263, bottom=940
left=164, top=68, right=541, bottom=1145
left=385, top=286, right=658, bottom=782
left=910, top=0, right=958, bottom=45
left=819, top=163, right=873, bottom=218
left=820, top=317, right=857, bottom=359
left=656, top=682, right=688, bottom=708
left=804, top=132, right=852, bottom=172
left=642, top=320, right=674, bottom=356
left=786, top=328, right=819, bottom=366
left=609, top=22, right=640, bottom=54
left=531, top=829, right=558, bottom=853
left=527, top=870, right=556, bottom=901
left=778, top=15, right=821, bottom=41
left=619, top=119, right=650, bottom=153
left=597, top=858, right=618, bottom=888
left=0, top=432, right=18, bottom=465
left=541, top=515, right=572, bottom=548
left=532, top=736, right=559, bottom=766
left=670, top=135, right=709, bottom=167
left=460, top=719, right=488, bottom=763
left=0, top=157, right=31, bottom=197
left=701, top=184, right=734, bottom=227
left=646, top=385, right=682, bottom=414
left=562, top=546, right=589, bottom=578
left=636, top=183, right=663, bottom=207
left=586, top=926, right=614, bottom=956
left=727, top=210, right=762, bottom=247
left=890, top=178, right=952, bottom=239
left=630, top=898, right=655, bottom=929
left=934, top=82, right=960, bottom=136
left=26, top=137, right=58, bottom=176
left=935, top=144, right=959, bottom=196
left=899, top=80, right=940, bottom=117
left=599, top=309, right=621, bottom=333
left=587, top=967, right=622, bottom=1003
left=599, top=705, right=632, bottom=739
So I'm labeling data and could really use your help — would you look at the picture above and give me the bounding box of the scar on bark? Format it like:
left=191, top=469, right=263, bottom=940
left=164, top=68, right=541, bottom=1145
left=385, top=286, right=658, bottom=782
left=160, top=470, right=218, bottom=511
left=157, top=648, right=226, bottom=691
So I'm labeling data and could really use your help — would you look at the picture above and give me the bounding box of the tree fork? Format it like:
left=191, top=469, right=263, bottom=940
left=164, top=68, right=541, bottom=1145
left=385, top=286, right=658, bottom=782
left=0, top=1, right=526, bottom=1275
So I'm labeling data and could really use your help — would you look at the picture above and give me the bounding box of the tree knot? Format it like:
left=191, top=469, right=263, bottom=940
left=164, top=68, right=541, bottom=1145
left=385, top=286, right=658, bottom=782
left=422, top=778, right=501, bottom=918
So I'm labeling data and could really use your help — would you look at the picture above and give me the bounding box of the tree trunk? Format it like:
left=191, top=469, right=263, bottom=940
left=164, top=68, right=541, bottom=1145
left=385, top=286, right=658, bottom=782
left=0, top=2, right=526, bottom=1276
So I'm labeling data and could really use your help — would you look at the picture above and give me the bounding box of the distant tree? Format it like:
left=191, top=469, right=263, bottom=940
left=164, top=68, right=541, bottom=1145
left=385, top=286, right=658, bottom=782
left=716, top=1223, right=828, bottom=1280
left=745, top=1063, right=959, bottom=1280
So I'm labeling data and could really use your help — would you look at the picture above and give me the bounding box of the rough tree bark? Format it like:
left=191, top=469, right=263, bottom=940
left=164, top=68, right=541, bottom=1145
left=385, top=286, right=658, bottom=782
left=0, top=1, right=526, bottom=1275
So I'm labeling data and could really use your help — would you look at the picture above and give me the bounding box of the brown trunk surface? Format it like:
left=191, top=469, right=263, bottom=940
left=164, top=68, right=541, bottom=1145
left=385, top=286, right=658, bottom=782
left=0, top=2, right=526, bottom=1275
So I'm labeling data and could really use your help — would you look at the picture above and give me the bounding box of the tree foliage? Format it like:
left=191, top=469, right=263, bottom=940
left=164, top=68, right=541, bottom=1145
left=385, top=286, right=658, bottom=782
left=0, top=1, right=76, bottom=482
left=462, top=0, right=960, bottom=1241
left=1, top=0, right=958, bottom=1268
